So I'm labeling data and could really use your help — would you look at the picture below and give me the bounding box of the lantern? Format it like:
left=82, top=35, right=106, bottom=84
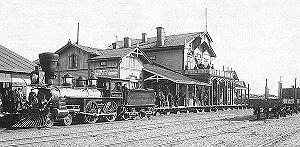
left=62, top=74, right=73, bottom=86
left=88, top=74, right=98, bottom=87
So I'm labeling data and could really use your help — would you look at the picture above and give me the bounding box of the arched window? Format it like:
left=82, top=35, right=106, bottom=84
left=69, top=54, right=78, bottom=69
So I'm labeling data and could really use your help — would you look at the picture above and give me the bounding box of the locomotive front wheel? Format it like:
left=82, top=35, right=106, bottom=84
left=84, top=101, right=99, bottom=124
left=45, top=116, right=54, bottom=128
left=63, top=114, right=73, bottom=126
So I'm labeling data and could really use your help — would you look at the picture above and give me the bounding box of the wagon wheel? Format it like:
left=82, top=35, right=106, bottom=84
left=84, top=101, right=99, bottom=124
left=122, top=113, right=130, bottom=121
left=138, top=110, right=146, bottom=119
left=103, top=101, right=118, bottom=122
left=63, top=114, right=73, bottom=126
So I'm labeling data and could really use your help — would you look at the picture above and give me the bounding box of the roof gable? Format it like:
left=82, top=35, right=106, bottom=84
left=0, top=45, right=36, bottom=73
left=55, top=41, right=101, bottom=55
left=90, top=47, right=151, bottom=64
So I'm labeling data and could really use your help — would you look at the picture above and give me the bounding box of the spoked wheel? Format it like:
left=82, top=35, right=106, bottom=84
left=45, top=116, right=54, bottom=128
left=84, top=101, right=99, bottom=124
left=139, top=110, right=146, bottom=119
left=63, top=114, right=73, bottom=126
left=103, top=101, right=118, bottom=122
left=121, top=113, right=130, bottom=121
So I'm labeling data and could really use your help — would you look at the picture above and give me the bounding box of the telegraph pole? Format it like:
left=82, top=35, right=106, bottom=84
left=294, top=78, right=297, bottom=105
left=278, top=76, right=282, bottom=99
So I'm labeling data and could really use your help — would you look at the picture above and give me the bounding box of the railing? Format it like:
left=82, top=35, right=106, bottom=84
left=185, top=69, right=233, bottom=79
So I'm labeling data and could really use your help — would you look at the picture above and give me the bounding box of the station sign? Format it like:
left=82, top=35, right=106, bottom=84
left=94, top=68, right=118, bottom=77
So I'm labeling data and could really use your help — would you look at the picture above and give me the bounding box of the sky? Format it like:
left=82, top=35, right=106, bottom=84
left=0, top=0, right=299, bottom=95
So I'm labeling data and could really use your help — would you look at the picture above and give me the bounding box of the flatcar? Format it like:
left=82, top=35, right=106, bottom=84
left=0, top=52, right=156, bottom=128
left=249, top=88, right=300, bottom=119
left=249, top=98, right=282, bottom=119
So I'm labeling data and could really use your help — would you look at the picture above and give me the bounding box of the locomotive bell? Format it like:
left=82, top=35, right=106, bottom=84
left=39, top=52, right=59, bottom=85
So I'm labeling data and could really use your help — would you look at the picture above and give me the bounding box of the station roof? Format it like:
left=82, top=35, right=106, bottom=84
left=143, top=63, right=210, bottom=86
left=89, top=47, right=151, bottom=64
left=116, top=32, right=206, bottom=49
left=55, top=41, right=101, bottom=55
left=90, top=47, right=134, bottom=60
left=0, top=45, right=36, bottom=73
left=113, top=31, right=216, bottom=57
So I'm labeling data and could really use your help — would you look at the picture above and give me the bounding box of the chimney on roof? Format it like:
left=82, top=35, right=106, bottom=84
left=156, top=27, right=165, bottom=47
left=124, top=37, right=131, bottom=48
left=142, top=33, right=147, bottom=43
left=112, top=43, right=117, bottom=49
left=76, top=23, right=79, bottom=44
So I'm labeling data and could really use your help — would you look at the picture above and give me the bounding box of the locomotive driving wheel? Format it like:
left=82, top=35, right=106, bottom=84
left=103, top=101, right=118, bottom=122
left=84, top=101, right=99, bottom=124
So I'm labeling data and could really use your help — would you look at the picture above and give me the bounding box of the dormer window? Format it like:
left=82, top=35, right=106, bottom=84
left=69, top=54, right=78, bottom=69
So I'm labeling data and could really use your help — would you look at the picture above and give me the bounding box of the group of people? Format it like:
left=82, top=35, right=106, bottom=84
left=0, top=88, right=47, bottom=113
left=0, top=88, right=26, bottom=113
left=156, top=90, right=179, bottom=108
left=194, top=63, right=214, bottom=70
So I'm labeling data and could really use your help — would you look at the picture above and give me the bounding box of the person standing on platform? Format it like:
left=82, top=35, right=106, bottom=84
left=122, top=84, right=129, bottom=105
left=158, top=89, right=165, bottom=107
left=167, top=92, right=173, bottom=108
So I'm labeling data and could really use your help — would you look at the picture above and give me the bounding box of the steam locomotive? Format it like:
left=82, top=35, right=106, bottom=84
left=1, top=52, right=155, bottom=128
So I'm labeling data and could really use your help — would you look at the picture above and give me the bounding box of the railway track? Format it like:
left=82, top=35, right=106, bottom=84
left=0, top=111, right=204, bottom=136
left=157, top=115, right=300, bottom=147
left=257, top=127, right=300, bottom=147
left=101, top=117, right=259, bottom=147
left=1, top=112, right=246, bottom=146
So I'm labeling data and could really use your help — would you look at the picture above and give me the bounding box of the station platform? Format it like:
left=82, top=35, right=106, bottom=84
left=154, top=105, right=248, bottom=115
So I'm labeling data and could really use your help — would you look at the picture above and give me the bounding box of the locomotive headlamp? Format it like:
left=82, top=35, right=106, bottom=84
left=62, top=73, right=73, bottom=86
left=88, top=74, right=98, bottom=87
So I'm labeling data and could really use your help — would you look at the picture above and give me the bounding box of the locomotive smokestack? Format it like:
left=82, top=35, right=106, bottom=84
left=39, top=52, right=59, bottom=85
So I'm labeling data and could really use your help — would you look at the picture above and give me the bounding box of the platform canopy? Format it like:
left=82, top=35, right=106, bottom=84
left=143, top=64, right=210, bottom=86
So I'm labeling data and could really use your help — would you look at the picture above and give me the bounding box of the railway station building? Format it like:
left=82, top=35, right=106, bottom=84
left=48, top=26, right=248, bottom=107
left=112, top=27, right=249, bottom=106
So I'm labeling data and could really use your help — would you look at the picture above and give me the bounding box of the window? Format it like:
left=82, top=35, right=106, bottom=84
left=148, top=55, right=156, bottom=60
left=100, top=61, right=107, bottom=66
left=126, top=57, right=135, bottom=67
left=69, top=54, right=78, bottom=69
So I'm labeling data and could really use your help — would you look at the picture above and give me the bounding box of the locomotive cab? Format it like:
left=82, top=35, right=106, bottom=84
left=97, top=78, right=124, bottom=98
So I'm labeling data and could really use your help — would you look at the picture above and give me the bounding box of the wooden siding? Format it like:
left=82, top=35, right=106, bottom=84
left=145, top=48, right=183, bottom=73
left=119, top=56, right=144, bottom=80
left=58, top=46, right=89, bottom=71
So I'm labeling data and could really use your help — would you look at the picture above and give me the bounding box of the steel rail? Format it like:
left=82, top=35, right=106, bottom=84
left=2, top=113, right=242, bottom=146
